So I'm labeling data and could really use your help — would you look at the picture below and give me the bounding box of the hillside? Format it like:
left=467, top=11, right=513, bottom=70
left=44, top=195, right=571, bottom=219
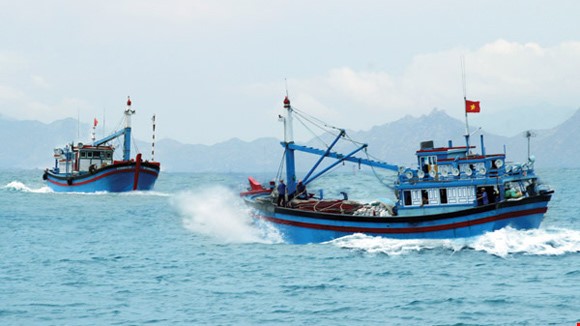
left=1, top=109, right=578, bottom=172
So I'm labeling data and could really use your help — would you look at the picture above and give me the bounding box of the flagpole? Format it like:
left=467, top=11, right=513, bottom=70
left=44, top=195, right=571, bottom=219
left=461, top=56, right=470, bottom=155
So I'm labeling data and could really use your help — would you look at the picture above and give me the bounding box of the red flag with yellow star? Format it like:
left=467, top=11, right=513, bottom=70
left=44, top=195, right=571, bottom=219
left=465, top=100, right=480, bottom=113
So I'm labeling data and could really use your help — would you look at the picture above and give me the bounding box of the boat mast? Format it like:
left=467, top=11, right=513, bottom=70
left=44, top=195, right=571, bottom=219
left=462, top=57, right=471, bottom=155
left=123, top=96, right=135, bottom=161
left=282, top=96, right=297, bottom=194
left=91, top=117, right=97, bottom=142
left=151, top=114, right=156, bottom=162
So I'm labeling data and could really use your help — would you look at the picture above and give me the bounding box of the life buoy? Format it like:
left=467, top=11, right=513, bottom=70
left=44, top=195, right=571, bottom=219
left=89, top=164, right=97, bottom=174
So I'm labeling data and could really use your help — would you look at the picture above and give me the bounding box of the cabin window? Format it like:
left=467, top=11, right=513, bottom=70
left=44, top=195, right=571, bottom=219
left=440, top=189, right=448, bottom=204
left=403, top=191, right=412, bottom=206
left=80, top=152, right=86, bottom=158
left=93, top=151, right=101, bottom=158
left=87, top=152, right=93, bottom=158
left=448, top=188, right=457, bottom=203
left=458, top=187, right=467, bottom=203
left=421, top=190, right=429, bottom=205
left=106, top=152, right=112, bottom=159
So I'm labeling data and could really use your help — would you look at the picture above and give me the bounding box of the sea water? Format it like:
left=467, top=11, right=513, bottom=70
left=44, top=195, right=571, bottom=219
left=1, top=169, right=579, bottom=325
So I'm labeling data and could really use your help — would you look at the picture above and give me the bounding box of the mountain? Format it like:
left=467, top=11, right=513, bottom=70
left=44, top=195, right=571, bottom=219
left=0, top=117, right=90, bottom=169
left=152, top=137, right=281, bottom=172
left=1, top=109, right=578, bottom=172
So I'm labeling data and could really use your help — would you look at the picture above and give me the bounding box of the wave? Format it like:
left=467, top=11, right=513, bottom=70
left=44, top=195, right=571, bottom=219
left=173, top=186, right=283, bottom=244
left=3, top=181, right=53, bottom=193
left=119, top=190, right=171, bottom=197
left=329, top=227, right=580, bottom=257
left=3, top=181, right=171, bottom=197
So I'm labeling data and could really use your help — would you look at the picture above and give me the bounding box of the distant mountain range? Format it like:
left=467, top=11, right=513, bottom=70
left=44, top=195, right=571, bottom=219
left=1, top=109, right=578, bottom=172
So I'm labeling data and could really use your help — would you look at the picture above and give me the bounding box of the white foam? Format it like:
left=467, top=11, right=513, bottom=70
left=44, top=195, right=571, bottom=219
left=3, top=181, right=170, bottom=196
left=120, top=190, right=171, bottom=197
left=3, top=181, right=53, bottom=193
left=174, top=186, right=283, bottom=244
left=328, top=233, right=462, bottom=256
left=470, top=227, right=580, bottom=257
left=329, top=227, right=580, bottom=257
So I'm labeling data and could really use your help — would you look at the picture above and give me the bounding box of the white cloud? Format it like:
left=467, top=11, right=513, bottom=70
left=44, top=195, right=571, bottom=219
left=246, top=39, right=580, bottom=135
left=0, top=85, right=25, bottom=100
left=31, top=75, right=50, bottom=89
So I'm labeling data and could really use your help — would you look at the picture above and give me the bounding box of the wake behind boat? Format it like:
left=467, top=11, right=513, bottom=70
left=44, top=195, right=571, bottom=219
left=241, top=97, right=554, bottom=244
left=43, top=97, right=160, bottom=192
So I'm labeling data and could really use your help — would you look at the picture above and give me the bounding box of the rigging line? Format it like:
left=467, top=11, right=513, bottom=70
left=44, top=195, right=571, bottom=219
left=276, top=149, right=286, bottom=181
left=365, top=151, right=396, bottom=190
left=364, top=149, right=387, bottom=163
left=132, top=134, right=140, bottom=154
left=313, top=156, right=351, bottom=183
left=293, top=111, right=344, bottom=142
left=292, top=106, right=342, bottom=132
left=293, top=114, right=330, bottom=148
left=291, top=106, right=365, bottom=149
left=342, top=134, right=367, bottom=149
left=290, top=109, right=346, bottom=149
left=293, top=113, right=333, bottom=136
left=292, top=110, right=334, bottom=135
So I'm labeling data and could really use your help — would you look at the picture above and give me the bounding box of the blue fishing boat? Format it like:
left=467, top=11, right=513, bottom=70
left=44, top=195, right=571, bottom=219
left=43, top=97, right=160, bottom=192
left=241, top=97, right=554, bottom=244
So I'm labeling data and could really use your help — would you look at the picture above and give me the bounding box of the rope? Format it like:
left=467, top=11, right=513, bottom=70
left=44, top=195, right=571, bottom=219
left=365, top=149, right=396, bottom=190
left=132, top=134, right=140, bottom=156
left=276, top=149, right=286, bottom=182
left=292, top=106, right=342, bottom=132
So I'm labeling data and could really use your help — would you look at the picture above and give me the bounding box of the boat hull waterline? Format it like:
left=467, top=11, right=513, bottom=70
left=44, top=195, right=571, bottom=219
left=45, top=161, right=160, bottom=193
left=244, top=192, right=552, bottom=244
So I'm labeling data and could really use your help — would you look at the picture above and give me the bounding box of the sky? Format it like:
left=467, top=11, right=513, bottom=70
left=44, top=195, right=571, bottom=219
left=1, top=0, right=580, bottom=145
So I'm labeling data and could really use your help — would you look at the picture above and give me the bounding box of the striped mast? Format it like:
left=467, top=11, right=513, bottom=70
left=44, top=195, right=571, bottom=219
left=91, top=117, right=97, bottom=142
left=123, top=96, right=135, bottom=161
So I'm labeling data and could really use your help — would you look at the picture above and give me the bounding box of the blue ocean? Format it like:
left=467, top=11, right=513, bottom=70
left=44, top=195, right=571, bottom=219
left=1, top=168, right=579, bottom=325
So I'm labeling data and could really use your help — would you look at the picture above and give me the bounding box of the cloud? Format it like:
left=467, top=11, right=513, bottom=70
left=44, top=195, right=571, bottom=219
left=246, top=39, right=580, bottom=134
left=31, top=75, right=50, bottom=89
left=0, top=85, right=25, bottom=101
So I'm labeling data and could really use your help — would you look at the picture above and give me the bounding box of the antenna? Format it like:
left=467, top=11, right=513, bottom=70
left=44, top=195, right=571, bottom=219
left=77, top=109, right=80, bottom=140
left=461, top=56, right=467, bottom=99
left=461, top=56, right=471, bottom=154
left=102, top=107, right=106, bottom=139
left=151, top=114, right=156, bottom=161
left=523, top=130, right=537, bottom=159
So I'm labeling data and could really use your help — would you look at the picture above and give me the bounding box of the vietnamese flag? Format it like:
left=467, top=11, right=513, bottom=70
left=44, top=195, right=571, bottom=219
left=93, top=118, right=98, bottom=127
left=465, top=100, right=480, bottom=113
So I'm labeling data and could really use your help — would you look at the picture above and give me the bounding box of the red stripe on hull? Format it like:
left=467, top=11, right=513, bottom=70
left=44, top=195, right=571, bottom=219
left=254, top=207, right=547, bottom=234
left=47, top=167, right=158, bottom=187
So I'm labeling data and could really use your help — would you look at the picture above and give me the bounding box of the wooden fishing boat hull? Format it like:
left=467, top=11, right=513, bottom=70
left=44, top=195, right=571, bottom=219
left=44, top=161, right=160, bottom=193
left=243, top=191, right=553, bottom=244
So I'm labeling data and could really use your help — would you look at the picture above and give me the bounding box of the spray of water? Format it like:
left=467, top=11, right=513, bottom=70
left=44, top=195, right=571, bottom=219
left=470, top=227, right=580, bottom=257
left=120, top=190, right=171, bottom=197
left=173, top=185, right=283, bottom=244
left=3, top=181, right=53, bottom=193
left=329, top=227, right=580, bottom=257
